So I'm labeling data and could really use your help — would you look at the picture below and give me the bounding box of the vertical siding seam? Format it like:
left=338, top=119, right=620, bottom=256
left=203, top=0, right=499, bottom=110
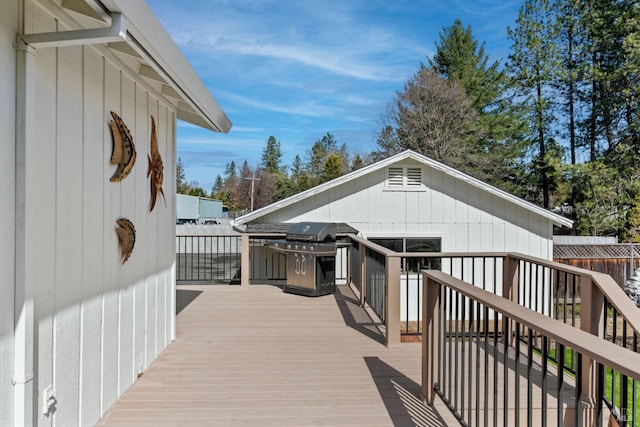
left=99, top=54, right=107, bottom=417
left=144, top=91, right=149, bottom=370
left=98, top=52, right=106, bottom=421
left=129, top=78, right=136, bottom=386
left=77, top=44, right=86, bottom=426
left=51, top=24, right=60, bottom=427
left=133, top=81, right=140, bottom=380
left=116, top=69, right=123, bottom=397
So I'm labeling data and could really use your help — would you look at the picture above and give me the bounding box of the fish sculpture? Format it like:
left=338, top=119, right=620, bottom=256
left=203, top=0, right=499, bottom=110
left=115, top=218, right=136, bottom=264
left=147, top=115, right=165, bottom=211
left=109, top=111, right=136, bottom=182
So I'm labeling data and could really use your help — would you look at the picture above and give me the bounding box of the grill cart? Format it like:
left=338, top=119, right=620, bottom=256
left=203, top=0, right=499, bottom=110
left=269, top=222, right=337, bottom=296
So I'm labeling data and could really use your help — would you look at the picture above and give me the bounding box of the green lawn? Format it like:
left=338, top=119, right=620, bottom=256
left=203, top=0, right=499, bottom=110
left=535, top=344, right=639, bottom=423
left=605, top=367, right=639, bottom=424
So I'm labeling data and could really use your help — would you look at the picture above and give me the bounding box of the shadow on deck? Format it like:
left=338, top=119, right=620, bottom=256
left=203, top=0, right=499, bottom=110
left=97, top=284, right=457, bottom=426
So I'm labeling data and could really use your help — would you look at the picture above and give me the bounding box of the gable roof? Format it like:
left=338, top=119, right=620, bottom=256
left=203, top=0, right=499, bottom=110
left=58, top=0, right=231, bottom=133
left=235, top=150, right=573, bottom=228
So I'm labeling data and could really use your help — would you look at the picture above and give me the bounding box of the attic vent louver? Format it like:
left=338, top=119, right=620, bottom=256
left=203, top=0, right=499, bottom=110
left=388, top=167, right=404, bottom=187
left=386, top=166, right=423, bottom=190
left=407, top=167, right=422, bottom=186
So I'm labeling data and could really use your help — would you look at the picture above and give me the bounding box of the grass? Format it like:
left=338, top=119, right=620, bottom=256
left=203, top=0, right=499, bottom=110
left=542, top=344, right=640, bottom=423
left=605, top=367, right=640, bottom=423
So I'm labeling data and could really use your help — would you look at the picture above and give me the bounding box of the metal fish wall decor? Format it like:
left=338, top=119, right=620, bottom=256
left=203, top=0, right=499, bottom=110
left=115, top=218, right=136, bottom=264
left=109, top=111, right=137, bottom=182
left=147, top=115, right=165, bottom=212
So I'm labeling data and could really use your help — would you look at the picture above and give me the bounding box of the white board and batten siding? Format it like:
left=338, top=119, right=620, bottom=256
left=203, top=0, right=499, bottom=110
left=12, top=3, right=177, bottom=426
left=0, top=1, right=17, bottom=425
left=253, top=157, right=556, bottom=259
left=238, top=153, right=567, bottom=311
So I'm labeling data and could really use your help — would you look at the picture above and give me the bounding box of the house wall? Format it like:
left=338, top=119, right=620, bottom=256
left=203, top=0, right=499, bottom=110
left=0, top=1, right=17, bottom=425
left=12, top=1, right=177, bottom=425
left=256, top=158, right=555, bottom=259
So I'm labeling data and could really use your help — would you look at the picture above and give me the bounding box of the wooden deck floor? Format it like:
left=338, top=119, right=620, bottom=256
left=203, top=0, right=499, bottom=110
left=96, top=284, right=458, bottom=426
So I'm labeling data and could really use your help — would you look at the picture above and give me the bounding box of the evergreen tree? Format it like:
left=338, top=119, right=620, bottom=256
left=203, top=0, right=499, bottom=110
left=186, top=181, right=206, bottom=197
left=320, top=153, right=344, bottom=183
left=351, top=154, right=364, bottom=171
left=429, top=19, right=505, bottom=111
left=261, top=136, right=284, bottom=174
left=290, top=155, right=303, bottom=193
left=210, top=175, right=224, bottom=198
left=508, top=0, right=562, bottom=208
left=221, top=161, right=238, bottom=209
left=580, top=0, right=640, bottom=157
left=573, top=160, right=639, bottom=236
left=429, top=19, right=528, bottom=194
left=270, top=170, right=295, bottom=201
left=373, top=125, right=402, bottom=161
left=224, top=161, right=237, bottom=188
left=176, top=157, right=190, bottom=194
left=307, top=132, right=349, bottom=184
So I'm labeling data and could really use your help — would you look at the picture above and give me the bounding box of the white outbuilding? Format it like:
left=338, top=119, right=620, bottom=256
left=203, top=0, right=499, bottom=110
left=1, top=1, right=230, bottom=425
left=235, top=150, right=572, bottom=260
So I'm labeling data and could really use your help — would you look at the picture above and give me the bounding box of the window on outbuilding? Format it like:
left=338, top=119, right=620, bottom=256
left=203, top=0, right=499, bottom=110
left=369, top=237, right=441, bottom=271
left=385, top=166, right=424, bottom=190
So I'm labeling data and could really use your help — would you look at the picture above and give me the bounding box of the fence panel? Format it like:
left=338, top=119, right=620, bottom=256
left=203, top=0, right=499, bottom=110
left=176, top=235, right=241, bottom=283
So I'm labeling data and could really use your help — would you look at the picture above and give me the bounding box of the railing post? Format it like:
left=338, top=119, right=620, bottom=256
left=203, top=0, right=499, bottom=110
left=240, top=234, right=250, bottom=287
left=502, top=255, right=519, bottom=346
left=385, top=256, right=401, bottom=346
left=578, top=274, right=605, bottom=426
left=422, top=274, right=440, bottom=405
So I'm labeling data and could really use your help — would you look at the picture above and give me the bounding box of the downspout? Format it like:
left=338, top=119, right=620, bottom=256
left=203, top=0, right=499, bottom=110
left=14, top=36, right=36, bottom=427
left=13, top=12, right=127, bottom=426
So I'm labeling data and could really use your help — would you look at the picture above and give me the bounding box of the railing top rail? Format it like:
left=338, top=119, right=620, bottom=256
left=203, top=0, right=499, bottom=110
left=424, top=270, right=640, bottom=381
left=346, top=234, right=399, bottom=257
left=509, top=252, right=640, bottom=337
left=392, top=252, right=507, bottom=258
left=347, top=233, right=640, bottom=340
left=507, top=252, right=596, bottom=276
left=345, top=234, right=508, bottom=259
left=590, top=271, right=640, bottom=334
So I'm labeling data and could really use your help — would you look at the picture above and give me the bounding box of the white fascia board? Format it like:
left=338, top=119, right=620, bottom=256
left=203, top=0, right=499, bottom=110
left=236, top=150, right=573, bottom=229
left=96, top=0, right=231, bottom=133
left=404, top=151, right=574, bottom=228
left=235, top=153, right=409, bottom=225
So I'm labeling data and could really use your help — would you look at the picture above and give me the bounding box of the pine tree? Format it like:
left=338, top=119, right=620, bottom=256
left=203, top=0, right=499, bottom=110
left=429, top=19, right=504, bottom=111
left=176, top=157, right=190, bottom=194
left=307, top=132, right=349, bottom=184
left=210, top=175, right=224, bottom=198
left=320, top=154, right=344, bottom=183
left=351, top=154, right=364, bottom=171
left=508, top=0, right=562, bottom=208
left=429, top=19, right=528, bottom=194
left=261, top=136, right=284, bottom=174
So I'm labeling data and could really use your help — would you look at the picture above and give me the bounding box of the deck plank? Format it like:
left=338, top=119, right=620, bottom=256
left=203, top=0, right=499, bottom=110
left=96, top=285, right=456, bottom=426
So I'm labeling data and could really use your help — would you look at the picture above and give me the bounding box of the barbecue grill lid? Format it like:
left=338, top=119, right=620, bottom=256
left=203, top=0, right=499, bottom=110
left=236, top=222, right=359, bottom=236
left=286, top=222, right=336, bottom=242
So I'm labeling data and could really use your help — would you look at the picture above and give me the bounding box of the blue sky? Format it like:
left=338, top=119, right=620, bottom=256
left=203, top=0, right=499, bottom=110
left=146, top=0, right=523, bottom=192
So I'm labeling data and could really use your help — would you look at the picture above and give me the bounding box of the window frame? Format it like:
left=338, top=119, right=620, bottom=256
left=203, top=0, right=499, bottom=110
left=368, top=236, right=442, bottom=272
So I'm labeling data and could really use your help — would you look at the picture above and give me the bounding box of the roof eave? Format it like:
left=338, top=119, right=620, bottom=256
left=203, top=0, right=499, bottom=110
left=82, top=0, right=231, bottom=133
left=236, top=150, right=574, bottom=229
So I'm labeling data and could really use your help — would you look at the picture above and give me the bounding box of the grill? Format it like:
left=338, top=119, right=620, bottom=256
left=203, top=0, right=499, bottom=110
left=269, top=222, right=337, bottom=296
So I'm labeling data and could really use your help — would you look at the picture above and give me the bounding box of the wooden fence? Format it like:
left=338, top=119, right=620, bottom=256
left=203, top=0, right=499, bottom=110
left=554, top=243, right=640, bottom=288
